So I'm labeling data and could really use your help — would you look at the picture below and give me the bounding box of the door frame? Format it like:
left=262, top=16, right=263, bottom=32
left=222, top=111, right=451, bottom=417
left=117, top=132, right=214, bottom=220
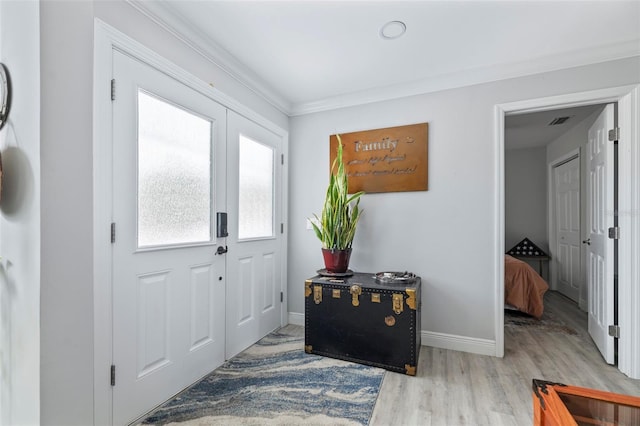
left=93, top=20, right=289, bottom=425
left=547, top=149, right=583, bottom=306
left=494, top=84, right=640, bottom=380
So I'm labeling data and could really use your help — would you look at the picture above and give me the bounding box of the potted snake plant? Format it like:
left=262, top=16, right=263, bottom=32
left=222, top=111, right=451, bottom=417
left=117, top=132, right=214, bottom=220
left=311, top=135, right=364, bottom=273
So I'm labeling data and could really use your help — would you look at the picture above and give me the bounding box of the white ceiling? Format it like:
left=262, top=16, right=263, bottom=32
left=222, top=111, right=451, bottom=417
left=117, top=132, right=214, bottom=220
left=132, top=0, right=640, bottom=115
left=505, top=104, right=604, bottom=150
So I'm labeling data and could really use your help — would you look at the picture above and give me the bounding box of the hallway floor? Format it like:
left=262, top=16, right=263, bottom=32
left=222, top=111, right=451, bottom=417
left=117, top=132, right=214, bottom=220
left=369, top=291, right=640, bottom=425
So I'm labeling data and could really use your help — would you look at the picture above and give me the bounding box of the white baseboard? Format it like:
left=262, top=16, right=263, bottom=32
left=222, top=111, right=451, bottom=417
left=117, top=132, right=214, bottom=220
left=288, top=312, right=305, bottom=326
left=421, top=331, right=496, bottom=356
left=287, top=312, right=496, bottom=356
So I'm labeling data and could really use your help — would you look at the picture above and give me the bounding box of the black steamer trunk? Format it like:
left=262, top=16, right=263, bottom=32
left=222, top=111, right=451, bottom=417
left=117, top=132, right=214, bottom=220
left=304, top=272, right=421, bottom=375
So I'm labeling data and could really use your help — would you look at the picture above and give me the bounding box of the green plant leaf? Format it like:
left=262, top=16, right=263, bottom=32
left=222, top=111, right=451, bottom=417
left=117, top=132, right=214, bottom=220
left=310, top=134, right=365, bottom=250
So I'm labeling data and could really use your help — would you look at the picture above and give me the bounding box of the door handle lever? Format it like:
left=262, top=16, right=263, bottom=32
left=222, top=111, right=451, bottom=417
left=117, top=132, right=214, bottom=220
left=216, top=245, right=228, bottom=255
left=582, top=238, right=591, bottom=245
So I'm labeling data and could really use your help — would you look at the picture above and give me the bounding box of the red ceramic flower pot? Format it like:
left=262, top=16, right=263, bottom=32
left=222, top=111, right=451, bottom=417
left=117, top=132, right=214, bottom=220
left=321, top=248, right=352, bottom=273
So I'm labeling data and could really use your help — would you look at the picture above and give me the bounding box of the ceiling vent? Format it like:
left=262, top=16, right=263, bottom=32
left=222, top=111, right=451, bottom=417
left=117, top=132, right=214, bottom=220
left=548, top=116, right=572, bottom=126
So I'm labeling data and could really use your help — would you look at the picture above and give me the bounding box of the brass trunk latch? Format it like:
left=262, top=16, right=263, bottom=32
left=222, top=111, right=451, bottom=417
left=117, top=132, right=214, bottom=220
left=350, top=284, right=362, bottom=307
left=313, top=285, right=322, bottom=304
left=405, top=288, right=417, bottom=310
left=305, top=279, right=312, bottom=298
left=392, top=293, right=404, bottom=314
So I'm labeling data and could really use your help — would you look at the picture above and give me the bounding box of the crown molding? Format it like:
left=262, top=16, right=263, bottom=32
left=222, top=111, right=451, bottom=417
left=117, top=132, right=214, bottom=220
left=290, top=40, right=640, bottom=116
left=123, top=1, right=640, bottom=118
left=125, top=0, right=292, bottom=115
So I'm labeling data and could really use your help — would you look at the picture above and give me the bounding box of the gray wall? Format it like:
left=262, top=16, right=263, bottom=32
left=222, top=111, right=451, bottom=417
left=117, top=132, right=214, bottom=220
left=39, top=1, right=288, bottom=424
left=505, top=147, right=548, bottom=252
left=288, top=57, right=640, bottom=344
left=0, top=1, right=40, bottom=424
left=40, top=2, right=94, bottom=423
left=547, top=107, right=604, bottom=164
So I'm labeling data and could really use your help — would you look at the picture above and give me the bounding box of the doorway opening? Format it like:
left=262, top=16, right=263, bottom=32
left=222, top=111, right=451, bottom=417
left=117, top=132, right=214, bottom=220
left=504, top=103, right=614, bottom=364
left=494, top=85, right=640, bottom=380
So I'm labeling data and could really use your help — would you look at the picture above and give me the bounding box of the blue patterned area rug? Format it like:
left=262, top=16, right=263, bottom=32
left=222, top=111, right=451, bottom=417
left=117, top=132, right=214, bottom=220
left=140, top=329, right=385, bottom=425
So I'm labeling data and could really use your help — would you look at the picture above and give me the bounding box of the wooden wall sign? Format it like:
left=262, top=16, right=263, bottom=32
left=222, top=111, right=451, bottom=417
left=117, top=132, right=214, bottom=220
left=330, top=123, right=428, bottom=193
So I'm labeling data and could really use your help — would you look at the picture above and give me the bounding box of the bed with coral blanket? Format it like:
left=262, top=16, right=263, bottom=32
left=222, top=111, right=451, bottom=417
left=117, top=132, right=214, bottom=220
left=505, top=255, right=549, bottom=319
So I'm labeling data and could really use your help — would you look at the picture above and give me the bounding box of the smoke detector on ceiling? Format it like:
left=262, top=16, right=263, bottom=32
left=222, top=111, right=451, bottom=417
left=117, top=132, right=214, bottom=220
left=380, top=21, right=406, bottom=40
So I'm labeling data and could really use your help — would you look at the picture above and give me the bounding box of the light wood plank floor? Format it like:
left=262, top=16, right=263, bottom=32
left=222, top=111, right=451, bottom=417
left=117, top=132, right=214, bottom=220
left=368, top=291, right=640, bottom=425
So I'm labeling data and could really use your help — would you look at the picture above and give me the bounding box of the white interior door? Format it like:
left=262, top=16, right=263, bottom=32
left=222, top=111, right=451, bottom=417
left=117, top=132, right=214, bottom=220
left=225, top=111, right=283, bottom=358
left=554, top=157, right=581, bottom=302
left=586, top=103, right=615, bottom=364
left=112, top=51, right=227, bottom=425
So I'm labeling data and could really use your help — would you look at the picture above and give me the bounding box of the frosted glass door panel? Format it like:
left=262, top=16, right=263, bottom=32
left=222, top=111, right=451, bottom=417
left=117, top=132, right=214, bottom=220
left=238, top=135, right=274, bottom=240
left=138, top=91, right=212, bottom=248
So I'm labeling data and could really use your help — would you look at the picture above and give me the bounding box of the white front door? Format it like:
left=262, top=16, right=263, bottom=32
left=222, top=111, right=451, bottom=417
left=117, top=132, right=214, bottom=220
left=112, top=51, right=227, bottom=425
left=586, top=104, right=615, bottom=364
left=554, top=156, right=581, bottom=303
left=225, top=111, right=284, bottom=358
